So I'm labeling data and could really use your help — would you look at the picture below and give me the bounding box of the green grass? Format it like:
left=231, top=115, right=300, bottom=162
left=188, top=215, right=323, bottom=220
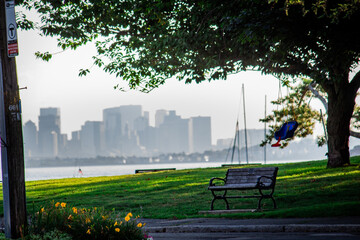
left=1, top=156, right=360, bottom=219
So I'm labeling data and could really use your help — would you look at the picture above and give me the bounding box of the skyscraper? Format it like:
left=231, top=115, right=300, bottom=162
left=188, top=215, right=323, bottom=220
left=189, top=116, right=212, bottom=153
left=158, top=110, right=189, bottom=153
left=23, top=120, right=38, bottom=158
left=38, top=107, right=61, bottom=158
left=103, top=105, right=142, bottom=154
left=80, top=121, right=105, bottom=157
left=155, top=109, right=167, bottom=128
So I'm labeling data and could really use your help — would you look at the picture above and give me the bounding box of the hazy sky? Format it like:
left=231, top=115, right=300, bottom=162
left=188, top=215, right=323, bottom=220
left=14, top=12, right=335, bottom=145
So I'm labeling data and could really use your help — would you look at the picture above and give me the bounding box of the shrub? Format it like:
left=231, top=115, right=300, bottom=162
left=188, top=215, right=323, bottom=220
left=28, top=202, right=148, bottom=240
left=28, top=229, right=72, bottom=240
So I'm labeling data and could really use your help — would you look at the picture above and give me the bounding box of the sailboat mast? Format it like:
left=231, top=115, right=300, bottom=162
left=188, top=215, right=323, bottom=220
left=264, top=95, right=267, bottom=164
left=230, top=120, right=240, bottom=164
left=242, top=84, right=249, bottom=164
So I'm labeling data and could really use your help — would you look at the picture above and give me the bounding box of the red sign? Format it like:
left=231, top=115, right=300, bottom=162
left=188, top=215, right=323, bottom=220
left=7, top=43, right=18, bottom=56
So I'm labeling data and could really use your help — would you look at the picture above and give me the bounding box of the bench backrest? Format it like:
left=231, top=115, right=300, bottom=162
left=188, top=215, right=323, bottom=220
left=225, top=167, right=278, bottom=185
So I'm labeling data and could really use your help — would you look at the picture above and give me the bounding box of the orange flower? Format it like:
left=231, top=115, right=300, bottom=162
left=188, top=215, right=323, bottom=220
left=61, top=202, right=66, bottom=208
left=72, top=207, right=78, bottom=214
left=55, top=202, right=60, bottom=207
left=40, top=207, right=45, bottom=213
left=86, top=229, right=91, bottom=234
left=115, top=228, right=120, bottom=232
left=125, top=215, right=130, bottom=222
left=137, top=223, right=143, bottom=228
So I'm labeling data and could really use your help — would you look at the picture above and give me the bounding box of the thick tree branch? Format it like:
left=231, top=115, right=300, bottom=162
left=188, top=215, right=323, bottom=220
left=307, top=83, right=328, bottom=112
left=349, top=70, right=360, bottom=96
left=350, top=130, right=360, bottom=138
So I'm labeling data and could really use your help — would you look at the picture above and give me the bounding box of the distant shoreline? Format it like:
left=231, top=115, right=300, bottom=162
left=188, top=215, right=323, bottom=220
left=25, top=157, right=223, bottom=168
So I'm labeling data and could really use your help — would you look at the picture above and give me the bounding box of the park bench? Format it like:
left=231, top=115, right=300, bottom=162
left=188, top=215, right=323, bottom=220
left=208, top=167, right=278, bottom=210
left=135, top=168, right=176, bottom=174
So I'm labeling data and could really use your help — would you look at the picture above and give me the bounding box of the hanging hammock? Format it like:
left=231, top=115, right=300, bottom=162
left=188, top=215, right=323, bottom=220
left=271, top=121, right=298, bottom=147
left=271, top=81, right=299, bottom=147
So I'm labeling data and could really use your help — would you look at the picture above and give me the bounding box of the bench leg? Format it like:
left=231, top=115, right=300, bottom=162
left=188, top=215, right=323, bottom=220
left=257, top=197, right=263, bottom=210
left=271, top=196, right=277, bottom=209
left=210, top=190, right=229, bottom=210
left=258, top=189, right=277, bottom=210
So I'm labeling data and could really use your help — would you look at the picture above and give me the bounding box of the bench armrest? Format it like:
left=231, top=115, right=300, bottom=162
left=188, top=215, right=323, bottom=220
left=209, top=177, right=226, bottom=187
left=257, top=176, right=275, bottom=188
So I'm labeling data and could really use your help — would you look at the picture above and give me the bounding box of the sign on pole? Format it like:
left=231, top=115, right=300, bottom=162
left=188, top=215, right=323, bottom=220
left=5, top=0, right=18, bottom=57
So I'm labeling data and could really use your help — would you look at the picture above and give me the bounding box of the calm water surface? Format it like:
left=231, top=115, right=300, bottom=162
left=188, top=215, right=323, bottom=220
left=20, top=158, right=320, bottom=181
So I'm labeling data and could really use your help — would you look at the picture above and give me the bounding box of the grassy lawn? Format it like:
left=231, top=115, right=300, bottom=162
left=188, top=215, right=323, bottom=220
left=1, top=156, right=359, bottom=219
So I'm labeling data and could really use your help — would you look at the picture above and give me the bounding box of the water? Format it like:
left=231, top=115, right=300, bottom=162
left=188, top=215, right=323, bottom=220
left=0, top=159, right=319, bottom=181
left=24, top=162, right=222, bottom=181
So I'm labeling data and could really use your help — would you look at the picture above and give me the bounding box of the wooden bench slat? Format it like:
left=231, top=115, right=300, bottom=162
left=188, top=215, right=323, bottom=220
left=227, top=170, right=276, bottom=175
left=227, top=167, right=277, bottom=172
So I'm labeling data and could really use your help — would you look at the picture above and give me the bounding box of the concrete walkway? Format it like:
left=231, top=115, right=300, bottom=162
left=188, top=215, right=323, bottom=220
left=143, top=217, right=360, bottom=234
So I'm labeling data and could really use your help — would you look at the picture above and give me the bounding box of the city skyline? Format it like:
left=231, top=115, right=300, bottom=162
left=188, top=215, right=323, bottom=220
left=23, top=105, right=216, bottom=159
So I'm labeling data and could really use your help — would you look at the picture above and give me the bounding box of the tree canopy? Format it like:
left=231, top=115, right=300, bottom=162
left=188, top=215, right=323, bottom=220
left=17, top=0, right=360, bottom=167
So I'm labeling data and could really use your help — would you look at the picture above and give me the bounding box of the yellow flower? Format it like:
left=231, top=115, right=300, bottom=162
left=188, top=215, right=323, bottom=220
left=114, top=221, right=118, bottom=226
left=85, top=218, right=91, bottom=224
left=115, top=228, right=120, bottom=232
left=61, top=202, right=66, bottom=208
left=137, top=223, right=143, bottom=228
left=72, top=207, right=78, bottom=214
left=127, top=212, right=133, bottom=217
left=68, top=214, right=73, bottom=220
left=40, top=207, right=45, bottom=213
left=55, top=202, right=60, bottom=207
left=86, top=229, right=91, bottom=235
left=125, top=215, right=130, bottom=222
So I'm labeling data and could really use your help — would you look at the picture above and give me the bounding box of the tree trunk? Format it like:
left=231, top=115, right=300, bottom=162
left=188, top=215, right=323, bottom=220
left=326, top=82, right=356, bottom=168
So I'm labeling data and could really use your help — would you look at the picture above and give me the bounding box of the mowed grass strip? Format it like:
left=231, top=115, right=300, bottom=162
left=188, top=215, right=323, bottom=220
left=0, top=156, right=359, bottom=219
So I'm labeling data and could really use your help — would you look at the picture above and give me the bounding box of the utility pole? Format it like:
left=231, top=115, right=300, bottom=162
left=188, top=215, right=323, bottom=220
left=0, top=0, right=27, bottom=238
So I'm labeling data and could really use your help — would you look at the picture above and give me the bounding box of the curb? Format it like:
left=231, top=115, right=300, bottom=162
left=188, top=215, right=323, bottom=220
left=145, top=224, right=360, bottom=233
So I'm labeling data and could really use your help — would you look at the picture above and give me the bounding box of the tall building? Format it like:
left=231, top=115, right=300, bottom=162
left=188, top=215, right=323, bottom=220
left=158, top=110, right=189, bottom=153
left=103, top=107, right=122, bottom=150
left=67, top=130, right=81, bottom=157
left=80, top=121, right=105, bottom=157
left=103, top=105, right=142, bottom=154
left=155, top=109, right=167, bottom=128
left=189, top=116, right=212, bottom=153
left=38, top=107, right=61, bottom=158
left=23, top=120, right=38, bottom=158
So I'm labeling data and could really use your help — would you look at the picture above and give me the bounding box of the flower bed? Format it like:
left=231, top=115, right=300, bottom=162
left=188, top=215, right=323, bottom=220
left=28, top=201, right=152, bottom=240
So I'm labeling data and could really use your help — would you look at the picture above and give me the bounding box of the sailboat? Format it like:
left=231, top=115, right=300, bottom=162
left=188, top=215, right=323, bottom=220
left=222, top=84, right=249, bottom=167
